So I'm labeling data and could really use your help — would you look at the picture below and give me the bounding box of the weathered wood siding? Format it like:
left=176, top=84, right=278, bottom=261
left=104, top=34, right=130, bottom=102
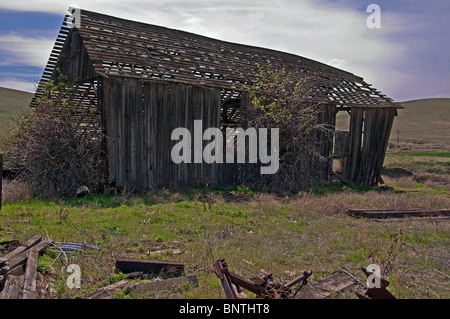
left=103, top=77, right=228, bottom=191
left=56, top=29, right=96, bottom=82
left=342, top=107, right=396, bottom=185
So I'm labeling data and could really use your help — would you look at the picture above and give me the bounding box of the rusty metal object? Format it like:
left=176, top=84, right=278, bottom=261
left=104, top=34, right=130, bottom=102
left=356, top=266, right=396, bottom=299
left=214, top=258, right=312, bottom=299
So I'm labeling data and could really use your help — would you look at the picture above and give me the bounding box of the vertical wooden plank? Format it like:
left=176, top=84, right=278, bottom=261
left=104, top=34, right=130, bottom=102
left=211, top=87, right=222, bottom=188
left=22, top=247, right=39, bottom=299
left=114, top=79, right=123, bottom=187
left=135, top=80, right=144, bottom=192
left=154, top=82, right=161, bottom=187
left=185, top=85, right=194, bottom=187
left=173, top=83, right=182, bottom=188
left=122, top=80, right=129, bottom=188
left=358, top=107, right=396, bottom=186
left=359, top=107, right=375, bottom=185
left=177, top=84, right=187, bottom=187
left=150, top=82, right=158, bottom=187
left=127, top=78, right=137, bottom=190
left=345, top=107, right=364, bottom=184
left=191, top=86, right=203, bottom=185
left=372, top=108, right=396, bottom=185
left=104, top=78, right=114, bottom=186
left=118, top=81, right=126, bottom=187
left=143, top=82, right=151, bottom=189
left=156, top=82, right=170, bottom=188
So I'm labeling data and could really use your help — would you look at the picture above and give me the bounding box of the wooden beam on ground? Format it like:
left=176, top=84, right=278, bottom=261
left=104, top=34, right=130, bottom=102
left=115, top=257, right=185, bottom=277
left=0, top=275, right=24, bottom=299
left=126, top=275, right=198, bottom=294
left=22, top=247, right=39, bottom=299
left=2, top=235, right=42, bottom=260
left=1, top=240, right=49, bottom=276
left=347, top=209, right=450, bottom=219
left=295, top=271, right=359, bottom=299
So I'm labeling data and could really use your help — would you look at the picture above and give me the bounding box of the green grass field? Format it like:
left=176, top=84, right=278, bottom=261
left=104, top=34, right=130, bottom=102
left=1, top=188, right=449, bottom=299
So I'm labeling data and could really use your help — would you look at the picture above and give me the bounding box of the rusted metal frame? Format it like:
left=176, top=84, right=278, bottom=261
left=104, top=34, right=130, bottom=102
left=228, top=272, right=267, bottom=297
left=214, top=258, right=312, bottom=299
left=285, top=271, right=313, bottom=288
left=357, top=266, right=396, bottom=299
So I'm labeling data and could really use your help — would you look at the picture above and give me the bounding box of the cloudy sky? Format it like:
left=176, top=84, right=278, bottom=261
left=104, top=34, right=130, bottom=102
left=0, top=0, right=448, bottom=101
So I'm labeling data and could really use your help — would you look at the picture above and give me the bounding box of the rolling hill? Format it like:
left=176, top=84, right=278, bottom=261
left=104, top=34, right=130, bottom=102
left=0, top=87, right=33, bottom=140
left=391, top=98, right=450, bottom=151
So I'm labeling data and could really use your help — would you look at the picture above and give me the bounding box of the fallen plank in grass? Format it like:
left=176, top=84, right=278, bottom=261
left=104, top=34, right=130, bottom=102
left=347, top=209, right=450, bottom=219
left=115, top=257, right=185, bottom=277
left=77, top=280, right=133, bottom=299
left=126, top=275, right=198, bottom=294
left=1, top=240, right=50, bottom=276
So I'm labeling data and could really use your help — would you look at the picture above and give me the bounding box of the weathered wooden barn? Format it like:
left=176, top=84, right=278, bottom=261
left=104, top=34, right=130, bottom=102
left=32, top=9, right=398, bottom=192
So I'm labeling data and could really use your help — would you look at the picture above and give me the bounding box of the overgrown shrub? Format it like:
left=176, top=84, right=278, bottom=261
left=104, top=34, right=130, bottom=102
left=242, top=62, right=332, bottom=193
left=4, top=74, right=106, bottom=197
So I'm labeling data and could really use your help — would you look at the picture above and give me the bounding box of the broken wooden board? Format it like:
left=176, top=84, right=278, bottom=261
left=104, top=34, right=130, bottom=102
left=22, top=247, right=39, bottom=299
left=77, top=279, right=132, bottom=299
left=295, top=271, right=359, bottom=299
left=2, top=235, right=42, bottom=260
left=347, top=209, right=450, bottom=219
left=126, top=275, right=198, bottom=294
left=0, top=275, right=24, bottom=299
left=115, top=257, right=185, bottom=277
left=78, top=275, right=198, bottom=299
left=1, top=240, right=49, bottom=276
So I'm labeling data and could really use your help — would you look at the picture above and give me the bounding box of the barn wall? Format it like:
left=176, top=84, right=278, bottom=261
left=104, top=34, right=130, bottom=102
left=56, top=29, right=96, bottom=82
left=103, top=77, right=230, bottom=191
left=102, top=76, right=395, bottom=191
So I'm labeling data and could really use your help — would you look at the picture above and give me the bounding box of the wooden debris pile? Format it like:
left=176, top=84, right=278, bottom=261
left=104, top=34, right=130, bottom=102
left=0, top=235, right=54, bottom=299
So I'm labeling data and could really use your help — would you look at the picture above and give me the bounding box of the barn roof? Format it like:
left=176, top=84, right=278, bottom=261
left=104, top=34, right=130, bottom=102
left=35, top=9, right=395, bottom=107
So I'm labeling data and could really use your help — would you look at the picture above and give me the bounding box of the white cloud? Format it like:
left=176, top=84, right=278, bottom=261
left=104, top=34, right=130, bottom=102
left=0, top=0, right=435, bottom=100
left=0, top=33, right=55, bottom=68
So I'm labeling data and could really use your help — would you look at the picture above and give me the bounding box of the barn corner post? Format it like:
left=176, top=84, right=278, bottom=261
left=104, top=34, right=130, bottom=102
left=98, top=76, right=110, bottom=194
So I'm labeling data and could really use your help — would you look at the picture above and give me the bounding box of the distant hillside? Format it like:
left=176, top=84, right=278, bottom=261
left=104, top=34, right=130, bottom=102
left=391, top=98, right=450, bottom=151
left=0, top=87, right=33, bottom=140
left=336, top=98, right=450, bottom=152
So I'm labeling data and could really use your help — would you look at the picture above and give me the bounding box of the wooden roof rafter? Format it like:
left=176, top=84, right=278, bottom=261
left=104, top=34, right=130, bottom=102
left=33, top=9, right=396, bottom=108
